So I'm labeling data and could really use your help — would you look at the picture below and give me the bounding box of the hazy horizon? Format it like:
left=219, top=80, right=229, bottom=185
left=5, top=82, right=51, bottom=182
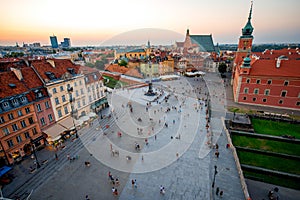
left=1, top=0, right=299, bottom=46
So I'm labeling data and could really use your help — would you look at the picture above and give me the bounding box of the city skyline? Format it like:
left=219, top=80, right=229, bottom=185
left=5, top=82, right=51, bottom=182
left=0, top=0, right=299, bottom=46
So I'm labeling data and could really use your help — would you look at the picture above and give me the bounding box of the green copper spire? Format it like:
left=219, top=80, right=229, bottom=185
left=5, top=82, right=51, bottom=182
left=242, top=1, right=254, bottom=37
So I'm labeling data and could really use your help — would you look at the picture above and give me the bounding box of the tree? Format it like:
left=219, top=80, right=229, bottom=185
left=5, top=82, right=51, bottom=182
left=119, top=59, right=128, bottom=67
left=218, top=63, right=227, bottom=74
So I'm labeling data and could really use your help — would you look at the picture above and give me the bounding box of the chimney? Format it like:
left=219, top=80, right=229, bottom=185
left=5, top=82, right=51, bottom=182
left=46, top=60, right=55, bottom=68
left=11, top=68, right=23, bottom=81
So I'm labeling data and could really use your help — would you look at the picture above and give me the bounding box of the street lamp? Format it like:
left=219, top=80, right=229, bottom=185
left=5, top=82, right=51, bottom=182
left=30, top=137, right=41, bottom=169
left=68, top=87, right=78, bottom=138
left=212, top=165, right=218, bottom=188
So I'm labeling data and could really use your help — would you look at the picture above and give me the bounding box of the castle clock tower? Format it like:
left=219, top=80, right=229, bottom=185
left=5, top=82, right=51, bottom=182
left=234, top=1, right=254, bottom=67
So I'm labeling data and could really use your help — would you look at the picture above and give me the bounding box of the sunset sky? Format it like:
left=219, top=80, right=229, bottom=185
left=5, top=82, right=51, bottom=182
left=0, top=0, right=299, bottom=46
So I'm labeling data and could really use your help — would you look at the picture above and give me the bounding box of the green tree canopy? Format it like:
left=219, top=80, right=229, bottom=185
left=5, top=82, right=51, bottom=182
left=218, top=63, right=227, bottom=74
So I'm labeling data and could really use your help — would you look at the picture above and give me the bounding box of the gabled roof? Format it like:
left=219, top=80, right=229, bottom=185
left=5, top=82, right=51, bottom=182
left=190, top=35, right=215, bottom=52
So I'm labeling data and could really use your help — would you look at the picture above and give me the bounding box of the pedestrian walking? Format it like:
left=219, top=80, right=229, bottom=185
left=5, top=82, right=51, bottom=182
left=216, top=187, right=219, bottom=195
left=220, top=190, right=223, bottom=197
left=55, top=153, right=58, bottom=160
left=134, top=179, right=137, bottom=188
left=85, top=195, right=90, bottom=200
left=131, top=179, right=135, bottom=187
left=115, top=178, right=120, bottom=186
left=67, top=154, right=70, bottom=160
left=142, top=155, right=144, bottom=161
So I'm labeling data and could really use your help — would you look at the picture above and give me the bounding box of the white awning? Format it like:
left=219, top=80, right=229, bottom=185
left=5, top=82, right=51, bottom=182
left=79, top=116, right=89, bottom=122
left=74, top=119, right=83, bottom=126
left=59, top=117, right=75, bottom=130
left=88, top=112, right=97, bottom=118
left=43, top=124, right=66, bottom=141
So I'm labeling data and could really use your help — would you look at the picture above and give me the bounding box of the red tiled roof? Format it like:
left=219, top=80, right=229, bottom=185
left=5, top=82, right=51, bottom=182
left=0, top=71, right=28, bottom=99
left=249, top=59, right=300, bottom=77
left=31, top=59, right=80, bottom=82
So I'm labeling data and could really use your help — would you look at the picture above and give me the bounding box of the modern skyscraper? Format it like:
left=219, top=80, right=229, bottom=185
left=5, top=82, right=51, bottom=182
left=50, top=35, right=59, bottom=48
left=62, top=38, right=71, bottom=48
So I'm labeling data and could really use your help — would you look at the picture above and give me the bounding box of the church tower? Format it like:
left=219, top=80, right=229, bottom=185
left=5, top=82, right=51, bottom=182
left=234, top=1, right=254, bottom=67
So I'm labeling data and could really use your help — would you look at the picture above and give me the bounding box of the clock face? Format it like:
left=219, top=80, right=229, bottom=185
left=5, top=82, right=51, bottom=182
left=243, top=41, right=248, bottom=47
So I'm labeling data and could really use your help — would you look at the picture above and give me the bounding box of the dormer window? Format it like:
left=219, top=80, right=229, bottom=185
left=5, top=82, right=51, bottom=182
left=67, top=68, right=75, bottom=75
left=20, top=96, right=27, bottom=103
left=34, top=90, right=43, bottom=99
left=2, top=102, right=10, bottom=109
left=8, top=83, right=16, bottom=88
left=11, top=98, right=19, bottom=107
left=45, top=72, right=56, bottom=80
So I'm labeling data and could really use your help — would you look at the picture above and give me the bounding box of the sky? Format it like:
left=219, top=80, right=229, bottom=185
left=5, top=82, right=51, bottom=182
left=0, top=0, right=299, bottom=46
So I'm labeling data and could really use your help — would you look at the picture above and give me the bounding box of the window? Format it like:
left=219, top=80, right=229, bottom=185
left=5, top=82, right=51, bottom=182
left=20, top=96, right=27, bottom=103
left=12, top=124, right=18, bottom=131
left=267, top=79, right=272, bottom=85
left=93, top=74, right=97, bottom=80
left=82, top=99, right=86, bottom=106
left=279, top=100, right=283, bottom=104
left=64, top=107, right=69, bottom=115
left=89, top=96, right=92, bottom=102
left=262, top=98, right=267, bottom=102
left=24, top=132, right=30, bottom=139
left=252, top=97, right=256, bottom=102
left=32, top=127, right=37, bottom=135
left=80, top=88, right=84, bottom=95
left=58, top=109, right=62, bottom=118
left=16, top=135, right=22, bottom=143
left=40, top=117, right=46, bottom=126
left=28, top=117, right=34, bottom=124
left=52, top=88, right=57, bottom=94
left=256, top=79, right=261, bottom=84
left=0, top=116, right=5, bottom=124
left=60, top=86, right=64, bottom=91
left=74, top=82, right=77, bottom=87
left=79, top=80, right=82, bottom=85
left=2, top=128, right=10, bottom=136
left=281, top=91, right=287, bottom=97
left=2, top=102, right=9, bottom=108
left=77, top=101, right=81, bottom=108
left=264, top=89, right=270, bottom=96
left=62, top=95, right=66, bottom=102
left=20, top=120, right=27, bottom=128
left=284, top=80, right=289, bottom=86
left=48, top=114, right=53, bottom=122
left=12, top=99, right=19, bottom=106
left=45, top=101, right=50, bottom=109
left=55, top=97, right=60, bottom=105
left=254, top=89, right=259, bottom=94
left=7, top=140, right=14, bottom=148
left=297, top=102, right=300, bottom=106
left=8, top=113, right=14, bottom=120
left=25, top=107, right=30, bottom=114
left=76, top=90, right=79, bottom=97
left=244, top=88, right=249, bottom=94
left=88, top=87, right=90, bottom=92
left=36, top=104, right=42, bottom=112
left=243, top=97, right=247, bottom=100
left=17, top=110, right=23, bottom=116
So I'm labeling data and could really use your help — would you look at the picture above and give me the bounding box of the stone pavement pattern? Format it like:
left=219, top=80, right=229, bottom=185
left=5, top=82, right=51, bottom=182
left=3, top=76, right=247, bottom=200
